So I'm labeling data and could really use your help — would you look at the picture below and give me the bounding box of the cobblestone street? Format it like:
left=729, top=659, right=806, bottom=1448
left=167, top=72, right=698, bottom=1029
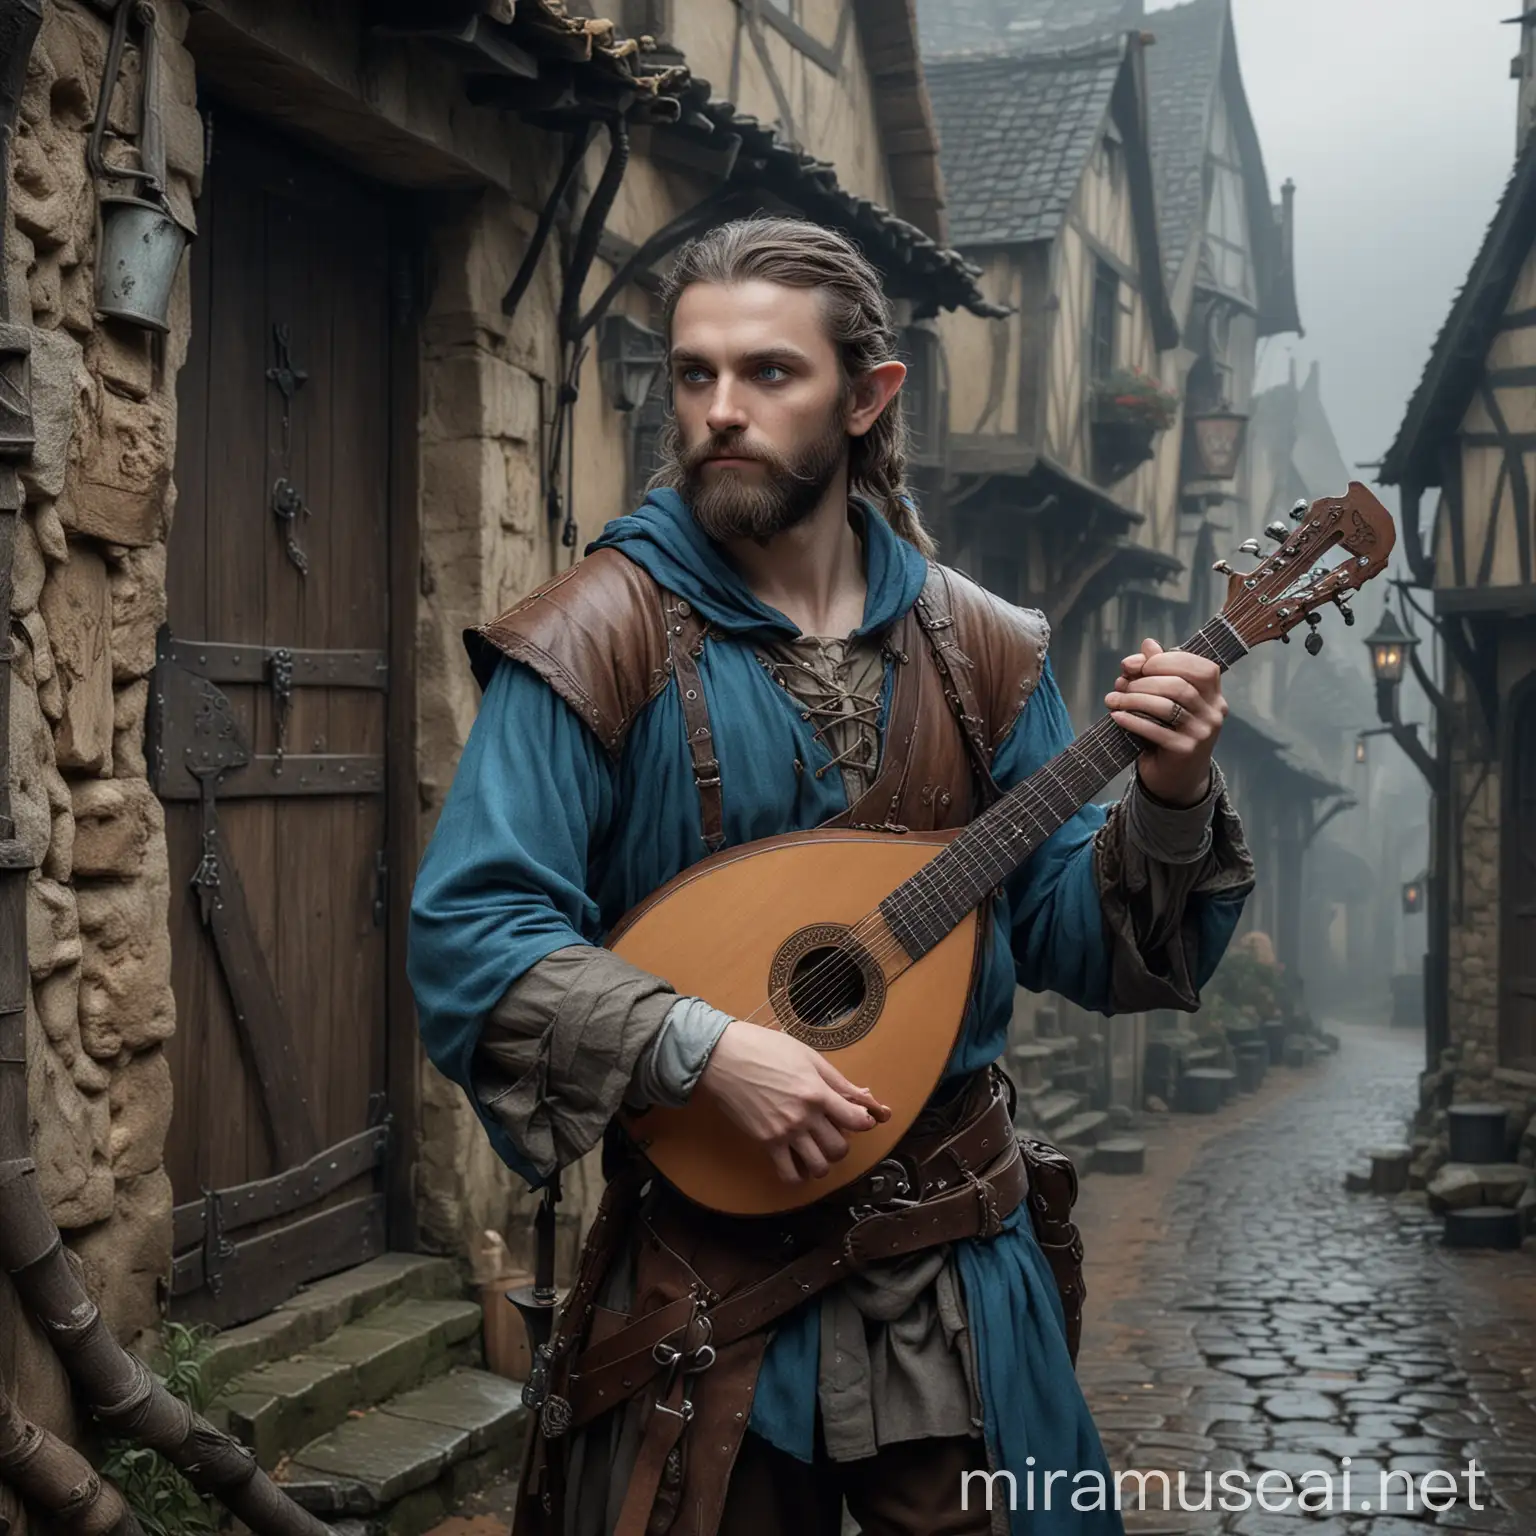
left=1075, top=1020, right=1536, bottom=1535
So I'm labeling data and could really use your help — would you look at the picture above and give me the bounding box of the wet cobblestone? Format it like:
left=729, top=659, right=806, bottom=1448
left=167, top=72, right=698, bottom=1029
left=1076, top=1021, right=1536, bottom=1534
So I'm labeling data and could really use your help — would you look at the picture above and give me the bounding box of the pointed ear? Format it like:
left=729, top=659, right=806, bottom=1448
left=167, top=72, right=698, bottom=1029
left=845, top=360, right=907, bottom=439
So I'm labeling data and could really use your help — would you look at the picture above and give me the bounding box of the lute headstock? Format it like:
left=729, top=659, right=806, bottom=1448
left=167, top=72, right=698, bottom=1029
left=1214, top=481, right=1396, bottom=655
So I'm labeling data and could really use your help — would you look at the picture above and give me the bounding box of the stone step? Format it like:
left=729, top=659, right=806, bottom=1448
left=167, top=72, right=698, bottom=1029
left=1040, top=1035, right=1082, bottom=1058
left=222, top=1297, right=484, bottom=1468
left=1028, top=1090, right=1082, bottom=1130
left=206, top=1254, right=463, bottom=1397
left=1053, top=1110, right=1109, bottom=1147
left=1094, top=1137, right=1146, bottom=1176
left=280, top=1369, right=528, bottom=1536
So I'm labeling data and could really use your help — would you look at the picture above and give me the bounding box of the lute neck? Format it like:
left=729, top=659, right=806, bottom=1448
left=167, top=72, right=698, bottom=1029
left=878, top=615, right=1249, bottom=962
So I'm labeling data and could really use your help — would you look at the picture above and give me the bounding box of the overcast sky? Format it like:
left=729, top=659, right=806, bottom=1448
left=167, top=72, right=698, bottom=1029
left=1144, top=0, right=1519, bottom=478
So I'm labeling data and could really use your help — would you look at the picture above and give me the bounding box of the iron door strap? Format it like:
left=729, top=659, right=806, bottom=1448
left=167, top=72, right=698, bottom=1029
left=149, top=628, right=385, bottom=801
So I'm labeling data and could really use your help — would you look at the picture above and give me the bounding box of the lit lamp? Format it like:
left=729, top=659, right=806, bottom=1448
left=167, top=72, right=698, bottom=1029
left=1401, top=876, right=1426, bottom=916
left=1354, top=735, right=1368, bottom=764
left=598, top=313, right=667, bottom=412
left=1363, top=607, right=1418, bottom=724
left=1187, top=409, right=1249, bottom=481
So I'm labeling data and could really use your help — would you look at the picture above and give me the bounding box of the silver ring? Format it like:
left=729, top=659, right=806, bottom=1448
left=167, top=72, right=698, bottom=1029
left=1167, top=701, right=1185, bottom=730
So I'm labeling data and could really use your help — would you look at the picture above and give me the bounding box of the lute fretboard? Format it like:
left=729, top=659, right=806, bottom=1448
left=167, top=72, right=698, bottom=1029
left=879, top=616, right=1249, bottom=960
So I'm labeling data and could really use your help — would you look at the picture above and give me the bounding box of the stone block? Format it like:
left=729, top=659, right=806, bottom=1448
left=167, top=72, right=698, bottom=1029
left=11, top=514, right=46, bottom=615
left=424, top=351, right=541, bottom=443
left=76, top=867, right=175, bottom=1058
left=1473, top=1163, right=1532, bottom=1208
left=113, top=677, right=149, bottom=778
left=9, top=657, right=60, bottom=866
left=17, top=607, right=61, bottom=719
left=71, top=1169, right=173, bottom=1342
left=108, top=1046, right=172, bottom=1179
left=88, top=324, right=154, bottom=402
left=62, top=387, right=172, bottom=548
left=71, top=776, right=164, bottom=879
left=107, top=541, right=167, bottom=681
left=33, top=965, right=82, bottom=1062
left=39, top=545, right=116, bottom=772
left=20, top=324, right=87, bottom=502
left=27, top=987, right=113, bottom=1229
left=26, top=876, right=80, bottom=980
left=1427, top=1163, right=1487, bottom=1212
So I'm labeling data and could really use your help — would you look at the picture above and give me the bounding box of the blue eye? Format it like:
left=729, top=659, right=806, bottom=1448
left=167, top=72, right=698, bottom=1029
left=679, top=366, right=710, bottom=385
left=758, top=364, right=786, bottom=382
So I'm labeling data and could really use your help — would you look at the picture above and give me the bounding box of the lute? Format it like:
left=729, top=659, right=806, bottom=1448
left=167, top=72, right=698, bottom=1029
left=612, top=484, right=1396, bottom=1215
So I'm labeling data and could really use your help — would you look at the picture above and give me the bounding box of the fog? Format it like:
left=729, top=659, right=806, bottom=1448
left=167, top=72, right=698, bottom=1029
left=1148, top=0, right=1518, bottom=476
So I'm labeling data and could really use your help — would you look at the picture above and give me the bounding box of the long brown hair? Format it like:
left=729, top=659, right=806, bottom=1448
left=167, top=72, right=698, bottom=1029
left=648, top=215, right=936, bottom=557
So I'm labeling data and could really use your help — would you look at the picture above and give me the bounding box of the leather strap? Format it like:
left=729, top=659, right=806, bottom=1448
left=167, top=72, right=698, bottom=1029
left=561, top=1127, right=1027, bottom=1430
left=664, top=594, right=724, bottom=853
left=912, top=565, right=1003, bottom=809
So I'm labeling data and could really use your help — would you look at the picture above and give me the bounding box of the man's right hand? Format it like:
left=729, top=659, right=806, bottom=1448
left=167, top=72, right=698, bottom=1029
left=696, top=1021, right=891, bottom=1184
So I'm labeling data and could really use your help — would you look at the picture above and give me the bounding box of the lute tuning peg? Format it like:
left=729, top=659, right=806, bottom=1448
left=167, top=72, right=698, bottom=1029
left=1264, top=522, right=1289, bottom=541
left=1305, top=630, right=1324, bottom=655
left=1211, top=559, right=1235, bottom=575
left=1289, top=498, right=1309, bottom=521
left=1236, top=538, right=1262, bottom=556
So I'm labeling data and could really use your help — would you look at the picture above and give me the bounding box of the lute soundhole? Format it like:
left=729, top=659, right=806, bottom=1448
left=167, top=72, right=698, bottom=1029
left=768, top=923, right=885, bottom=1050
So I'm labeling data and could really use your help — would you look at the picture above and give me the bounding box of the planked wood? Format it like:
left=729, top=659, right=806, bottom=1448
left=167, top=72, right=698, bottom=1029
left=163, top=113, right=395, bottom=1309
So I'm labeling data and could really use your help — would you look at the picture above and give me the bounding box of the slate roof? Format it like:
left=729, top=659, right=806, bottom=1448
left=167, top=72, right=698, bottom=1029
left=917, top=0, right=1138, bottom=58
left=1382, top=131, right=1536, bottom=487
left=1141, top=0, right=1228, bottom=284
left=925, top=43, right=1126, bottom=246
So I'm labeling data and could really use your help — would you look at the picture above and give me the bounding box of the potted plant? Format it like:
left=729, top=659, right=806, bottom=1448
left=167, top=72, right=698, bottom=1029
left=1089, top=366, right=1179, bottom=482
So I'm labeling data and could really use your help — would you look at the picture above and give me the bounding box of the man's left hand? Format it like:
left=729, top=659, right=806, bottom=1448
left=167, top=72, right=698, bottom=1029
left=1104, top=639, right=1227, bottom=807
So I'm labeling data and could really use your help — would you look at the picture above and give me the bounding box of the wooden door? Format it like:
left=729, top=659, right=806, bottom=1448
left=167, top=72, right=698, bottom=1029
left=1503, top=676, right=1536, bottom=1071
left=157, top=117, right=393, bottom=1326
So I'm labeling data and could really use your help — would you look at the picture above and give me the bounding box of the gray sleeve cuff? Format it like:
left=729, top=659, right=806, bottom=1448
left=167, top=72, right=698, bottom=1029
left=624, top=996, right=734, bottom=1111
left=1125, top=763, right=1224, bottom=866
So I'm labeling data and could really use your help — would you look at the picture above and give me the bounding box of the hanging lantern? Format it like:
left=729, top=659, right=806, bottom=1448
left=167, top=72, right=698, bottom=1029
left=598, top=314, right=667, bottom=413
left=1186, top=409, right=1249, bottom=482
left=1363, top=607, right=1417, bottom=687
left=1401, top=876, right=1426, bottom=915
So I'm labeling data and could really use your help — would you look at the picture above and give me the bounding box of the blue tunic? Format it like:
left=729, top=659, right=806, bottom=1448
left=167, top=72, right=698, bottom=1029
left=409, top=492, right=1245, bottom=1531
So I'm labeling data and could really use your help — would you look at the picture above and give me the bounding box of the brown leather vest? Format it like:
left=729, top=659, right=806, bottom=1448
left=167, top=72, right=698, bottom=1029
left=466, top=547, right=1052, bottom=837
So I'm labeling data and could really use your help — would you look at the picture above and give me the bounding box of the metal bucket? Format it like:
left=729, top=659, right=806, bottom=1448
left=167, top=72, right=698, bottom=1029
left=97, top=195, right=191, bottom=332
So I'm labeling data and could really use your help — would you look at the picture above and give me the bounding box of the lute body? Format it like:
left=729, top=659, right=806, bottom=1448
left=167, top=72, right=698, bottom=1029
left=612, top=828, right=980, bottom=1217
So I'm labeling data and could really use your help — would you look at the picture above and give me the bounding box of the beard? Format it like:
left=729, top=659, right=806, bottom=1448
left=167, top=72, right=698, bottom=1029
left=674, top=413, right=848, bottom=544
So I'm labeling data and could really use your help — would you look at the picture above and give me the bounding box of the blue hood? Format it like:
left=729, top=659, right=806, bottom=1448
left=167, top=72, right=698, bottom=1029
left=588, top=489, right=929, bottom=637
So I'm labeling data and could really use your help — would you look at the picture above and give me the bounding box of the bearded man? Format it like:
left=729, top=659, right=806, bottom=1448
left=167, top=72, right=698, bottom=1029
left=408, top=217, right=1254, bottom=1536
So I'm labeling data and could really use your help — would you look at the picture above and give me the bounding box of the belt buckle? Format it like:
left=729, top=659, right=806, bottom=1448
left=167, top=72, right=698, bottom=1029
left=849, top=1157, right=919, bottom=1221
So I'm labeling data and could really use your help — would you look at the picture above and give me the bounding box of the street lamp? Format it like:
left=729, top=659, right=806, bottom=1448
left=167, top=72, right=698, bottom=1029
left=1361, top=606, right=1437, bottom=790
left=1364, top=606, right=1415, bottom=687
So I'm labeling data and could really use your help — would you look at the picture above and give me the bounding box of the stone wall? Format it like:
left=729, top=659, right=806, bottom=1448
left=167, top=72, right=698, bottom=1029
left=3, top=0, right=199, bottom=1452
left=411, top=177, right=612, bottom=1272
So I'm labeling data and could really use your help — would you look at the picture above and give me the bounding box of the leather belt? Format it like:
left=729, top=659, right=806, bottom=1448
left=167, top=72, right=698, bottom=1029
left=562, top=1083, right=1026, bottom=1433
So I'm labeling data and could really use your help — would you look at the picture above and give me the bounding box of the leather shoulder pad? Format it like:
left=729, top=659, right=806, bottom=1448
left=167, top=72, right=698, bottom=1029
left=464, top=549, right=671, bottom=758
left=926, top=563, right=1051, bottom=748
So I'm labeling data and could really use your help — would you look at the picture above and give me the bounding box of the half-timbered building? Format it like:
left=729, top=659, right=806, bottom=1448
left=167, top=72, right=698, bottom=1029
left=925, top=34, right=1183, bottom=729
left=1383, top=119, right=1536, bottom=1092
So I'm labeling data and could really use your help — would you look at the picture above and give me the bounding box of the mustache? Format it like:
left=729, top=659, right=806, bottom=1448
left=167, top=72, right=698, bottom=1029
left=678, top=434, right=814, bottom=481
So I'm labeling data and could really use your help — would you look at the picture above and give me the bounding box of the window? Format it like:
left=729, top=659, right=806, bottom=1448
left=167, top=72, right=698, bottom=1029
left=1090, top=260, right=1118, bottom=382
